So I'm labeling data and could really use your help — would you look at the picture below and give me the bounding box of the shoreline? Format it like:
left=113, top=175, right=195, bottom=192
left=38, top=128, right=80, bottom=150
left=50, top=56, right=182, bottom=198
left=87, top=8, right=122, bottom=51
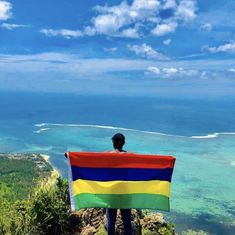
left=40, top=153, right=60, bottom=176
left=40, top=153, right=50, bottom=162
left=39, top=154, right=60, bottom=185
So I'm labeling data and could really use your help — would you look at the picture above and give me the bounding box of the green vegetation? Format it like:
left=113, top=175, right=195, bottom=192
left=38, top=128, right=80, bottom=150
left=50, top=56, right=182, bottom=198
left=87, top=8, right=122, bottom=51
left=141, top=220, right=175, bottom=235
left=0, top=153, right=52, bottom=201
left=30, top=178, right=79, bottom=234
left=95, top=225, right=107, bottom=235
left=0, top=177, right=80, bottom=235
left=0, top=154, right=79, bottom=235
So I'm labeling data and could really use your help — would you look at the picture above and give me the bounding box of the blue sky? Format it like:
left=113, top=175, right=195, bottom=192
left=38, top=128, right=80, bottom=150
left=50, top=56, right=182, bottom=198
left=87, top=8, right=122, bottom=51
left=0, top=0, right=235, bottom=96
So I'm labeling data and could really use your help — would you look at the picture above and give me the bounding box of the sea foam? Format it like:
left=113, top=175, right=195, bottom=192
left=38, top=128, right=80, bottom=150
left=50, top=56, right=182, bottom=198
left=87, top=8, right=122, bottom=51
left=33, top=128, right=50, bottom=134
left=190, top=133, right=219, bottom=139
left=191, top=132, right=235, bottom=139
left=34, top=123, right=235, bottom=140
left=34, top=123, right=185, bottom=138
left=35, top=123, right=47, bottom=127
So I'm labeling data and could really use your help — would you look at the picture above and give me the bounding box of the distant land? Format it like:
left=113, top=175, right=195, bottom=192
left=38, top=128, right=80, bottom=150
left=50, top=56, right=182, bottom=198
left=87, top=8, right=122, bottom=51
left=0, top=153, right=58, bottom=201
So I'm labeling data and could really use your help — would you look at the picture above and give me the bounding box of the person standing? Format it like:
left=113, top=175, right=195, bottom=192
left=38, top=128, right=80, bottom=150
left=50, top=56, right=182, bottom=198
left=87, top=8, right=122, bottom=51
left=106, top=133, right=133, bottom=235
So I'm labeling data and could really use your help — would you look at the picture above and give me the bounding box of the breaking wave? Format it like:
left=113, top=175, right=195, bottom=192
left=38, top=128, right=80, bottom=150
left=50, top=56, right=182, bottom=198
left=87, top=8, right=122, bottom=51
left=34, top=123, right=184, bottom=137
left=33, top=128, right=50, bottom=134
left=34, top=123, right=235, bottom=139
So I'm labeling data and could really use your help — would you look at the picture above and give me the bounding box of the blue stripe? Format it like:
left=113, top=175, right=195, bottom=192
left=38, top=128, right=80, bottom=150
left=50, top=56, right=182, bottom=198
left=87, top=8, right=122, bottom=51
left=71, top=166, right=173, bottom=182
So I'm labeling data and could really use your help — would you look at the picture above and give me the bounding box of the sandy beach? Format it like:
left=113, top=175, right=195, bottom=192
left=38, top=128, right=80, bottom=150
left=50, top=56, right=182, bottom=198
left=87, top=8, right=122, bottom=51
left=40, top=154, right=60, bottom=185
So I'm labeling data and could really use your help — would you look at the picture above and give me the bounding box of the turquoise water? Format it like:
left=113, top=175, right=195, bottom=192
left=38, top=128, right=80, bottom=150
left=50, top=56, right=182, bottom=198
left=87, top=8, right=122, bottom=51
left=0, top=92, right=235, bottom=234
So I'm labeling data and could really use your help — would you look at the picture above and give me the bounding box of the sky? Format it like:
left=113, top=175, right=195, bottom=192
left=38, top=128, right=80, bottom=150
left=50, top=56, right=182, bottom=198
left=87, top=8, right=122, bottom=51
left=0, top=0, right=235, bottom=97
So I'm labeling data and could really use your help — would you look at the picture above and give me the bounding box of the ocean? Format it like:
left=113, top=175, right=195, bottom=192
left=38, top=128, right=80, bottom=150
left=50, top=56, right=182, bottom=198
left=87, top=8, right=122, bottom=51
left=0, top=91, right=235, bottom=234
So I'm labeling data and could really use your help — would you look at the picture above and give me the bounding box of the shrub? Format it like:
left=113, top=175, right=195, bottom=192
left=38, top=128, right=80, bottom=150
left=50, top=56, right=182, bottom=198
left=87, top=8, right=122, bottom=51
left=29, top=177, right=79, bottom=234
left=0, top=177, right=80, bottom=235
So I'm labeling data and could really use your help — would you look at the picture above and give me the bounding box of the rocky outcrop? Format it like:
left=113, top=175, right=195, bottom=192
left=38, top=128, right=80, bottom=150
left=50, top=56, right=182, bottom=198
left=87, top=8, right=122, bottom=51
left=75, top=208, right=176, bottom=235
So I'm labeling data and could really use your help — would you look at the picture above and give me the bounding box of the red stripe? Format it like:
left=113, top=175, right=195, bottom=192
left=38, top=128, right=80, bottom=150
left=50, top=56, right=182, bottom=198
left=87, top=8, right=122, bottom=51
left=68, top=152, right=175, bottom=169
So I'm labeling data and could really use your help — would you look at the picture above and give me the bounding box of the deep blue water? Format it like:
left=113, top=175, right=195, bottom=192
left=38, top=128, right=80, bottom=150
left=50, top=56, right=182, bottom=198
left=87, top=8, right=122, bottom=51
left=0, top=91, right=235, bottom=235
left=1, top=91, right=235, bottom=136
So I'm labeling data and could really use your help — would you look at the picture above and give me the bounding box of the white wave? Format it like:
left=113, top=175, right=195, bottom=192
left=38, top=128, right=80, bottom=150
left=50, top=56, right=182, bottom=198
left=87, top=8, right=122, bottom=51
left=230, top=161, right=235, bottom=167
left=35, top=123, right=47, bottom=127
left=220, top=132, right=235, bottom=135
left=33, top=128, right=50, bottom=134
left=35, top=123, right=235, bottom=139
left=36, top=123, right=122, bottom=129
left=34, top=122, right=185, bottom=138
left=190, top=132, right=235, bottom=139
left=190, top=133, right=219, bottom=139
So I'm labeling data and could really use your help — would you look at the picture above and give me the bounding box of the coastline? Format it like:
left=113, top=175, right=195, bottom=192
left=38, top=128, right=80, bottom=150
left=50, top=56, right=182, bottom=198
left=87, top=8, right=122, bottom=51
left=40, top=154, right=60, bottom=175
left=39, top=154, right=60, bottom=186
left=40, top=153, right=50, bottom=162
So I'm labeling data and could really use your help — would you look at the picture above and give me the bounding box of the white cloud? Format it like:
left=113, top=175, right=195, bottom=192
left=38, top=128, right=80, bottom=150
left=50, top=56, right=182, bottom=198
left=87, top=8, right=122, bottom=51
left=0, top=0, right=11, bottom=20
left=93, top=0, right=195, bottom=37
left=146, top=66, right=199, bottom=78
left=200, top=71, right=208, bottom=79
left=163, top=67, right=178, bottom=75
left=93, top=13, right=120, bottom=34
left=205, top=41, right=235, bottom=53
left=132, top=0, right=160, bottom=11
left=128, top=43, right=169, bottom=60
left=200, top=23, right=212, bottom=32
left=2, top=53, right=234, bottom=73
left=152, top=22, right=177, bottom=36
left=147, top=66, right=161, bottom=75
left=40, top=28, right=83, bottom=39
left=92, top=1, right=134, bottom=35
left=228, top=68, right=235, bottom=73
left=40, top=0, right=197, bottom=39
left=91, top=0, right=160, bottom=37
left=0, top=23, right=29, bottom=30
left=163, top=38, right=172, bottom=45
left=175, top=0, right=197, bottom=22
left=0, top=53, right=158, bottom=78
left=84, top=26, right=96, bottom=36
left=162, top=0, right=176, bottom=9
left=180, top=69, right=199, bottom=76
left=120, top=27, right=139, bottom=38
left=1, top=53, right=233, bottom=95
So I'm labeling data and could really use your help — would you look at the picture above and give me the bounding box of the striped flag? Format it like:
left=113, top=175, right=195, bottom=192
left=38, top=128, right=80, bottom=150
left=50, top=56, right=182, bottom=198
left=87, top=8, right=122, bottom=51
left=67, top=152, right=176, bottom=211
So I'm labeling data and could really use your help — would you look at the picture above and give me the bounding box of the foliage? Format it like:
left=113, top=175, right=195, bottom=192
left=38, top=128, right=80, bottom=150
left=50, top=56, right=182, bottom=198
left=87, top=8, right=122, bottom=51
left=0, top=155, right=79, bottom=235
left=142, top=227, right=155, bottom=235
left=95, top=224, right=107, bottom=235
left=158, top=223, right=175, bottom=235
left=30, top=177, right=79, bottom=234
left=0, top=154, right=52, bottom=201
left=0, top=178, right=80, bottom=235
left=2, top=200, right=32, bottom=235
left=142, top=223, right=175, bottom=235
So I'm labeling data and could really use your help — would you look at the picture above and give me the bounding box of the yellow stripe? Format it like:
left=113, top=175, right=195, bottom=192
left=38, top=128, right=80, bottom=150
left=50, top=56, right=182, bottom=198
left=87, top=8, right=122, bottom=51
left=72, top=179, right=170, bottom=197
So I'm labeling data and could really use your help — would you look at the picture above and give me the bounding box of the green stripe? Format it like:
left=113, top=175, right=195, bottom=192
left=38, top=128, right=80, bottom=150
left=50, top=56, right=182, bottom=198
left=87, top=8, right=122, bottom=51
left=74, top=193, right=170, bottom=211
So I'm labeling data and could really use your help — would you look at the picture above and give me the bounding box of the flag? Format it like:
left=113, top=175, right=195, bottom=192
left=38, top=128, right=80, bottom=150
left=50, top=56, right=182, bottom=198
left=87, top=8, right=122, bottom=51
left=67, top=152, right=176, bottom=211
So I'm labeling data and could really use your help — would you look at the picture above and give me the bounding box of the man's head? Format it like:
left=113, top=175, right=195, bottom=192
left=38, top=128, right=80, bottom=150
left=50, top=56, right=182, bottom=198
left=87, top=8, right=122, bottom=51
left=112, top=133, right=125, bottom=150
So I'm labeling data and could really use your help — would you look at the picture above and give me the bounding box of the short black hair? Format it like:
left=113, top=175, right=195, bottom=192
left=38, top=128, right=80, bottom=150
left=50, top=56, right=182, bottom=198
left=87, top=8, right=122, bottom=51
left=112, top=133, right=125, bottom=143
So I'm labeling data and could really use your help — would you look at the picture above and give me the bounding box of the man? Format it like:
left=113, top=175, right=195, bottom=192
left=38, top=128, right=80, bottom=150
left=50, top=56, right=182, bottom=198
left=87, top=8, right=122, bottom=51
left=106, top=133, right=133, bottom=235
left=65, top=133, right=133, bottom=234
